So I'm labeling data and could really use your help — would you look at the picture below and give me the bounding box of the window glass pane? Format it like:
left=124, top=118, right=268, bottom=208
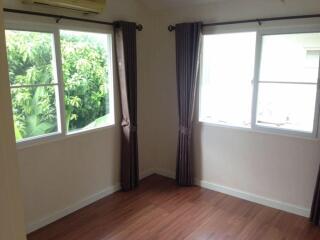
left=6, top=30, right=60, bottom=142
left=11, top=86, right=59, bottom=141
left=256, top=83, right=317, bottom=132
left=5, top=30, right=57, bottom=86
left=200, top=32, right=256, bottom=127
left=60, top=30, right=113, bottom=133
left=259, top=33, right=320, bottom=83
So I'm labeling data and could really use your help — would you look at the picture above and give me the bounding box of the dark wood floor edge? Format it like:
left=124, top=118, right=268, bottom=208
left=26, top=182, right=123, bottom=234
left=143, top=173, right=310, bottom=218
left=27, top=174, right=320, bottom=240
left=27, top=174, right=171, bottom=234
left=192, top=178, right=311, bottom=218
left=27, top=173, right=310, bottom=236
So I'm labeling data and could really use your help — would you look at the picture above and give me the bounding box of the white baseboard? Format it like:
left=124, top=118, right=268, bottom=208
left=153, top=168, right=310, bottom=217
left=196, top=179, right=311, bottom=217
left=27, top=183, right=121, bottom=234
left=154, top=168, right=175, bottom=179
left=27, top=168, right=155, bottom=234
left=140, top=168, right=156, bottom=180
left=27, top=169, right=310, bottom=234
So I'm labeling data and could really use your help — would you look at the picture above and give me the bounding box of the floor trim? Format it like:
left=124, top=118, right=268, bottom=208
left=27, top=169, right=154, bottom=234
left=155, top=168, right=175, bottom=179
left=26, top=184, right=121, bottom=234
left=154, top=168, right=310, bottom=218
left=140, top=168, right=156, bottom=180
left=196, top=179, right=310, bottom=217
left=27, top=168, right=311, bottom=233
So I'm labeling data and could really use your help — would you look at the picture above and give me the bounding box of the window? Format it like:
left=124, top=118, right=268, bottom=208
left=60, top=30, right=113, bottom=133
left=200, top=29, right=320, bottom=138
left=255, top=33, right=320, bottom=133
left=200, top=32, right=256, bottom=127
left=6, top=30, right=60, bottom=141
left=5, top=26, right=114, bottom=143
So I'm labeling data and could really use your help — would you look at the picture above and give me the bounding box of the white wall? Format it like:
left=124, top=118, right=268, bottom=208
left=151, top=0, right=320, bottom=216
left=3, top=0, right=320, bottom=234
left=3, top=0, right=157, bottom=233
left=0, top=0, right=27, bottom=239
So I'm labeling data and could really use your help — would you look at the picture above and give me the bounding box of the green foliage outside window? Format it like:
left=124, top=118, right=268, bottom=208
left=61, top=31, right=109, bottom=132
left=6, top=30, right=110, bottom=141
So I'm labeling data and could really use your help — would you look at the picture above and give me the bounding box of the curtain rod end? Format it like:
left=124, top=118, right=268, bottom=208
left=136, top=24, right=143, bottom=31
left=168, top=25, right=175, bottom=32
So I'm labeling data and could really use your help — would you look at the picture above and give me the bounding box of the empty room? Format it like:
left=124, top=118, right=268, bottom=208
left=2, top=0, right=320, bottom=239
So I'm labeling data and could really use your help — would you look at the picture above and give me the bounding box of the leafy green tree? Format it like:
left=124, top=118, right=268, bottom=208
left=6, top=31, right=57, bottom=141
left=61, top=32, right=109, bottom=131
left=12, top=87, right=57, bottom=141
left=6, top=30, right=110, bottom=140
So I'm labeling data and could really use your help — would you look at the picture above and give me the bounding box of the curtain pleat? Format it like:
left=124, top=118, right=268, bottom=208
left=114, top=21, right=139, bottom=191
left=311, top=166, right=320, bottom=225
left=175, top=22, right=202, bottom=186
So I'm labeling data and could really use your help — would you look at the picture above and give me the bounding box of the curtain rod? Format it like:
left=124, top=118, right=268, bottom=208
left=168, top=13, right=320, bottom=31
left=3, top=8, right=143, bottom=31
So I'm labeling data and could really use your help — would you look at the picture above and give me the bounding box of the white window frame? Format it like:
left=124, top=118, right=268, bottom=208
left=198, top=30, right=257, bottom=129
left=199, top=25, right=320, bottom=139
left=5, top=21, right=115, bottom=148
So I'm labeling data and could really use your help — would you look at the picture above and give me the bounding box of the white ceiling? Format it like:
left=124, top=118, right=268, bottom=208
left=138, top=0, right=223, bottom=11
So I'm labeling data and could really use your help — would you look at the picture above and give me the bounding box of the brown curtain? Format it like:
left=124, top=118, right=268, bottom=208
left=114, top=21, right=139, bottom=191
left=175, top=22, right=202, bottom=186
left=311, top=166, right=320, bottom=225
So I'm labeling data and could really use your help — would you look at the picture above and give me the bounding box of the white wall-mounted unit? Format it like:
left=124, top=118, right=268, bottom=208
left=22, top=0, right=106, bottom=13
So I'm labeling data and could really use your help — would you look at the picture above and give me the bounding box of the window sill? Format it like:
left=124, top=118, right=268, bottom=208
left=197, top=120, right=319, bottom=141
left=16, top=124, right=116, bottom=150
left=66, top=123, right=116, bottom=138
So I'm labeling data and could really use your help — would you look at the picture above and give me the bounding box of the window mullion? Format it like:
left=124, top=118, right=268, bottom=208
left=10, top=83, right=58, bottom=88
left=53, top=29, right=67, bottom=136
left=251, top=30, right=262, bottom=131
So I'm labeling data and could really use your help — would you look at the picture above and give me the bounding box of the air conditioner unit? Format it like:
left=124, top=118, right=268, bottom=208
left=22, top=0, right=106, bottom=13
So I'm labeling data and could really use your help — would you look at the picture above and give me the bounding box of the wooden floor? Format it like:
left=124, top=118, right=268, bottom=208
left=28, top=175, right=320, bottom=240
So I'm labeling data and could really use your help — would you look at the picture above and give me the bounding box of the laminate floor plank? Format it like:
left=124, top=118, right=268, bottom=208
left=28, top=175, right=320, bottom=240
